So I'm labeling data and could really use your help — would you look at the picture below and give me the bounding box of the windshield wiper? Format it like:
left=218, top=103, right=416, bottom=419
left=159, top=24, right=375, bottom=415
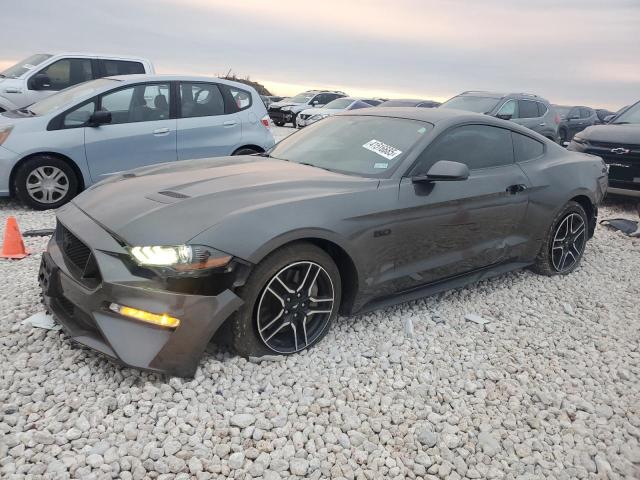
left=612, top=121, right=631, bottom=125
left=297, top=162, right=334, bottom=172
left=18, top=108, right=35, bottom=116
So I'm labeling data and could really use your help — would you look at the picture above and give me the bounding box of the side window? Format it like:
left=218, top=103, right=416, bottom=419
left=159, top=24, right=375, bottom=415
left=311, top=94, right=324, bottom=105
left=102, top=60, right=145, bottom=76
left=62, top=101, right=96, bottom=128
left=413, top=125, right=514, bottom=175
left=517, top=100, right=540, bottom=119
left=100, top=83, right=170, bottom=124
left=580, top=108, right=593, bottom=119
left=497, top=100, right=516, bottom=118
left=180, top=82, right=225, bottom=118
left=537, top=102, right=548, bottom=117
left=512, top=132, right=544, bottom=162
left=228, top=86, right=252, bottom=111
left=35, top=58, right=93, bottom=91
left=568, top=107, right=580, bottom=119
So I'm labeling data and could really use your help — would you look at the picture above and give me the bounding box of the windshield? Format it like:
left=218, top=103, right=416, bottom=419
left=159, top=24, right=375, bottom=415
left=611, top=102, right=640, bottom=124
left=268, top=115, right=432, bottom=177
left=29, top=78, right=118, bottom=116
left=0, top=54, right=52, bottom=79
left=380, top=100, right=420, bottom=107
left=289, top=93, right=314, bottom=103
left=323, top=98, right=353, bottom=109
left=553, top=106, right=572, bottom=119
left=440, top=95, right=501, bottom=113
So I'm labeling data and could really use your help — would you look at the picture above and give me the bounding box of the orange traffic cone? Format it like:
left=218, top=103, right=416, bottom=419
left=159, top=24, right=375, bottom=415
left=1, top=216, right=29, bottom=259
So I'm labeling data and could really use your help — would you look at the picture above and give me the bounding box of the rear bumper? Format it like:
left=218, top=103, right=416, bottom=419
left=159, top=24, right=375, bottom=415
left=39, top=203, right=243, bottom=377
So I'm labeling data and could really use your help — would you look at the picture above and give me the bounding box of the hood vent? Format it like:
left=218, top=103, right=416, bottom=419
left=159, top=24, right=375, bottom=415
left=158, top=190, right=190, bottom=199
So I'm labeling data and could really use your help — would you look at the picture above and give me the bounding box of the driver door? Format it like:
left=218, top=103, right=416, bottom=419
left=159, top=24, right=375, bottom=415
left=393, top=124, right=530, bottom=291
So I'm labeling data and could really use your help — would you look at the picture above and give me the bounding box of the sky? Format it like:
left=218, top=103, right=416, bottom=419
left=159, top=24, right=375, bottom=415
left=1, top=0, right=638, bottom=110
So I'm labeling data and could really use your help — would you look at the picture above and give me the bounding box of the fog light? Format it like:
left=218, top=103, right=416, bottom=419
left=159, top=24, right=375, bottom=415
left=109, top=303, right=180, bottom=328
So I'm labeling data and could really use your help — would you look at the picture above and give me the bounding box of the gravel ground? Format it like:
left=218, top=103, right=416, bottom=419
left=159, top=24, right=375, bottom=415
left=1, top=178, right=639, bottom=479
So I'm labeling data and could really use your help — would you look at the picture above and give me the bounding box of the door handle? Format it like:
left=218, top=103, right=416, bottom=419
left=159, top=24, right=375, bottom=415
left=538, top=122, right=546, bottom=126
left=506, top=184, right=527, bottom=194
left=153, top=127, right=170, bottom=135
left=223, top=120, right=238, bottom=127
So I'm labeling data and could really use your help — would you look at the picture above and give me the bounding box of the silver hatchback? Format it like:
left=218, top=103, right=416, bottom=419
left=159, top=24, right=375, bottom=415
left=0, top=75, right=275, bottom=209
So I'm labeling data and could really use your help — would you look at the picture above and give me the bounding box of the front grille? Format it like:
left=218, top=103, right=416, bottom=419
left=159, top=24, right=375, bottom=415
left=60, top=225, right=91, bottom=271
left=58, top=296, right=75, bottom=317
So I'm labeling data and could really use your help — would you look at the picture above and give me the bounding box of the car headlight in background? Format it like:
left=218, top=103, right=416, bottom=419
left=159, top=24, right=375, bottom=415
left=129, top=245, right=232, bottom=271
left=0, top=125, right=13, bottom=145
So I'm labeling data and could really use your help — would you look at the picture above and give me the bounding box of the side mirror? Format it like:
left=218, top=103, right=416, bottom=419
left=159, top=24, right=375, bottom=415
left=31, top=74, right=52, bottom=90
left=88, top=110, right=112, bottom=126
left=496, top=113, right=512, bottom=120
left=413, top=160, right=470, bottom=183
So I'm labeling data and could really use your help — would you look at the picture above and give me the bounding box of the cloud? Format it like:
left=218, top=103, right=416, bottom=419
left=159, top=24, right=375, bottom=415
left=1, top=0, right=638, bottom=109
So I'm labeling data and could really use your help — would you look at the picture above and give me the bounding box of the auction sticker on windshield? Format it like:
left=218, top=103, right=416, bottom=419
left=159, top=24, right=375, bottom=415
left=363, top=139, right=402, bottom=160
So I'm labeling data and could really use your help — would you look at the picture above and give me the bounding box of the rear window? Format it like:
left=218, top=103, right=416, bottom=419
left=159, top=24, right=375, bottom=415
left=102, top=60, right=145, bottom=76
left=512, top=132, right=544, bottom=161
left=517, top=100, right=540, bottom=118
left=440, top=95, right=501, bottom=114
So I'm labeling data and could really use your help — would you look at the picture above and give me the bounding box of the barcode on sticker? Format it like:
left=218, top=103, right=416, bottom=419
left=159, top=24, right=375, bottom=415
left=363, top=139, right=402, bottom=160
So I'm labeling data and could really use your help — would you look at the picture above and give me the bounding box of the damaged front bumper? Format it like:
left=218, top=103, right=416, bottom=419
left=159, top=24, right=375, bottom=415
left=38, top=203, right=244, bottom=377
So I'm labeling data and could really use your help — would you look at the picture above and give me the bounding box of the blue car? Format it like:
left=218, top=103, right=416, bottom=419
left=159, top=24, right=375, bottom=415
left=0, top=75, right=275, bottom=209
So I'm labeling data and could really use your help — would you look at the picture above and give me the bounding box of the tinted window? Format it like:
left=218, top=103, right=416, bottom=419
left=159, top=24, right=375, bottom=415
left=568, top=107, right=580, bottom=119
left=537, top=102, right=548, bottom=117
left=100, top=83, right=170, bottom=124
left=269, top=116, right=432, bottom=177
left=324, top=98, right=354, bottom=109
left=580, top=108, right=593, bottom=119
left=512, top=132, right=544, bottom=162
left=35, top=58, right=93, bottom=91
left=180, top=82, right=224, bottom=117
left=414, top=125, right=513, bottom=174
left=62, top=101, right=96, bottom=128
left=102, top=60, right=145, bottom=76
left=517, top=100, right=539, bottom=119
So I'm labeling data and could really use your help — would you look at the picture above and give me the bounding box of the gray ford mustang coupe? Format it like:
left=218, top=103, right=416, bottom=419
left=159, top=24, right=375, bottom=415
left=39, top=108, right=608, bottom=376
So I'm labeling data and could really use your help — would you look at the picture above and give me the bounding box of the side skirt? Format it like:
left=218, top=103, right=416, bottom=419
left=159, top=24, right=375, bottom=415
left=357, top=260, right=531, bottom=314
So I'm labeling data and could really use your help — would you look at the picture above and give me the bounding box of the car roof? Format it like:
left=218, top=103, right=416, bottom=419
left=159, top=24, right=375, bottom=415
left=339, top=107, right=551, bottom=136
left=107, top=74, right=259, bottom=91
left=457, top=91, right=549, bottom=103
left=43, top=52, right=152, bottom=61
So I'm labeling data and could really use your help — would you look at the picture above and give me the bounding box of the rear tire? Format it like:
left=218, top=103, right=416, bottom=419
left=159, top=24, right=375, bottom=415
left=274, top=121, right=285, bottom=127
left=14, top=155, right=79, bottom=210
left=530, top=201, right=588, bottom=276
left=228, top=242, right=341, bottom=357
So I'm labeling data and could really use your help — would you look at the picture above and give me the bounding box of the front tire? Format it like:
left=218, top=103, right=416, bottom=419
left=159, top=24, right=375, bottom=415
left=531, top=201, right=588, bottom=276
left=14, top=155, right=79, bottom=210
left=229, top=242, right=341, bottom=357
left=233, top=147, right=261, bottom=156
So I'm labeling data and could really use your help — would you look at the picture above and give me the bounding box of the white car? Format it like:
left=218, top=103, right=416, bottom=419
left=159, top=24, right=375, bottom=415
left=0, top=52, right=154, bottom=112
left=296, top=97, right=381, bottom=128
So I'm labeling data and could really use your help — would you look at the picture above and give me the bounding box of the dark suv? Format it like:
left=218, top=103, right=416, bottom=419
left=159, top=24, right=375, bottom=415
left=440, top=91, right=559, bottom=142
left=554, top=105, right=599, bottom=144
left=568, top=100, right=640, bottom=197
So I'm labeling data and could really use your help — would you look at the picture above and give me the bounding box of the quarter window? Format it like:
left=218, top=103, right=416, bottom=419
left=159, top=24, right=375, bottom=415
left=228, top=86, right=252, bottom=111
left=34, top=58, right=93, bottom=91
left=497, top=100, right=516, bottom=118
left=512, top=132, right=544, bottom=162
left=180, top=82, right=225, bottom=118
left=62, top=101, right=96, bottom=128
left=580, top=108, right=593, bottom=119
left=517, top=100, right=540, bottom=119
left=537, top=102, right=548, bottom=117
left=413, top=125, right=514, bottom=174
left=99, top=83, right=170, bottom=124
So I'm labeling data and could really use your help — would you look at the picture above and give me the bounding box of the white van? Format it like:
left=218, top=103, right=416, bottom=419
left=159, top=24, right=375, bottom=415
left=0, top=53, right=154, bottom=112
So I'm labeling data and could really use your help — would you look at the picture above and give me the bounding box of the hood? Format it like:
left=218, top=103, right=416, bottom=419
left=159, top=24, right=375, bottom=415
left=578, top=124, right=640, bottom=145
left=73, top=156, right=377, bottom=246
left=300, top=108, right=342, bottom=117
left=270, top=100, right=305, bottom=109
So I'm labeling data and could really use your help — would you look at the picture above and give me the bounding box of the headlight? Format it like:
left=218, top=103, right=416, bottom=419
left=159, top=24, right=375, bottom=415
left=129, top=245, right=231, bottom=271
left=0, top=125, right=13, bottom=146
left=572, top=136, right=587, bottom=145
left=281, top=106, right=291, bottom=112
left=310, top=114, right=329, bottom=121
